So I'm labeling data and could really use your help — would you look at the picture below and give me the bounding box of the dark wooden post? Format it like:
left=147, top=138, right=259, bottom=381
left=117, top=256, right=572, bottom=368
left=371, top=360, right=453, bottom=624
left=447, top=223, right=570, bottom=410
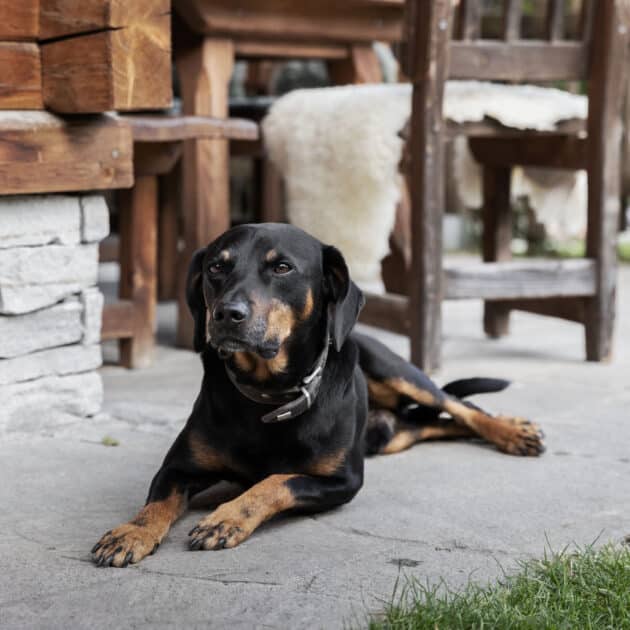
left=406, top=0, right=452, bottom=372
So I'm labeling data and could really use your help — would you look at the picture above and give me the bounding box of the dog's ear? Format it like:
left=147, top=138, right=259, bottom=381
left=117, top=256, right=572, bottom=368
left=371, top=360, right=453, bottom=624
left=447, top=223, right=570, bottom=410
left=186, top=248, right=208, bottom=353
left=322, top=245, right=365, bottom=351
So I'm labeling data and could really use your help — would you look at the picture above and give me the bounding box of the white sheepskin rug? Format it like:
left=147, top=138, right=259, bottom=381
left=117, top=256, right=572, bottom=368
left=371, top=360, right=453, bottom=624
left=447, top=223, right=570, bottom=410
left=263, top=82, right=587, bottom=291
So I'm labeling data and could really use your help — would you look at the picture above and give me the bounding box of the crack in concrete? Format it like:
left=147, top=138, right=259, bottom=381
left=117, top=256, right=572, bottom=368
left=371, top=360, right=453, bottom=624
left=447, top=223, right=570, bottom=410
left=134, top=566, right=283, bottom=587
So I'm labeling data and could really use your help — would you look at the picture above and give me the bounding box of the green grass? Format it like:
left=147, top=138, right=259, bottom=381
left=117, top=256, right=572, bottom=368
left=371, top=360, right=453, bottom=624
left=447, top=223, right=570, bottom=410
left=368, top=544, right=630, bottom=630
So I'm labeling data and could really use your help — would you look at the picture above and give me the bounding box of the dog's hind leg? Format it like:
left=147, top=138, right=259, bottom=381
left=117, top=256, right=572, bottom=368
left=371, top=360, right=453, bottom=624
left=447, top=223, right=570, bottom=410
left=354, top=332, right=544, bottom=456
left=367, top=409, right=475, bottom=455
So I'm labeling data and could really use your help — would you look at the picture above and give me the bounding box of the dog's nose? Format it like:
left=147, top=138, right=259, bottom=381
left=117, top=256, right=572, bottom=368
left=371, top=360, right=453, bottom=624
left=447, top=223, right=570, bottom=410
left=213, top=301, right=250, bottom=324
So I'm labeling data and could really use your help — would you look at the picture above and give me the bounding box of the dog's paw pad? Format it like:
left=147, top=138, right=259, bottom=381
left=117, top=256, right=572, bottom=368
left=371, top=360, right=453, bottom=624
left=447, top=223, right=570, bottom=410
left=496, top=416, right=545, bottom=457
left=91, top=523, right=159, bottom=567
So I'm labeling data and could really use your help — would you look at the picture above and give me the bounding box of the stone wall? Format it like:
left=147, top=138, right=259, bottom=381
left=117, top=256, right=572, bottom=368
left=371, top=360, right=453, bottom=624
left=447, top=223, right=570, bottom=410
left=0, top=195, right=109, bottom=432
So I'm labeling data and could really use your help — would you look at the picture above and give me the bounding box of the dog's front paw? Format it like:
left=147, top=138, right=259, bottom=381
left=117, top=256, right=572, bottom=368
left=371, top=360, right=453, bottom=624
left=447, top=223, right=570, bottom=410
left=188, top=511, right=253, bottom=551
left=496, top=416, right=545, bottom=456
left=91, top=523, right=160, bottom=567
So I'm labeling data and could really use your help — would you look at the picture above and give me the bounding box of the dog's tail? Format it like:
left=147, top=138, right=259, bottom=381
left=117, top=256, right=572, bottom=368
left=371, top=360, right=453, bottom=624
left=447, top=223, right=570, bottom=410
left=442, top=377, right=510, bottom=399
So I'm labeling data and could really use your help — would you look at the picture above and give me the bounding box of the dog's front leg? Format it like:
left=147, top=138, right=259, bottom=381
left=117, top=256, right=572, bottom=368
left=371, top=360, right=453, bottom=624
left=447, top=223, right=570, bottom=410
left=189, top=471, right=363, bottom=551
left=91, top=466, right=209, bottom=567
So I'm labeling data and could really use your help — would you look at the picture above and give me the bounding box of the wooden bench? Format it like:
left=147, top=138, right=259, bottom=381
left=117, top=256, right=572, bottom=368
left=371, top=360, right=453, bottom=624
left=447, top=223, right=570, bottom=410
left=360, top=0, right=630, bottom=372
left=101, top=115, right=258, bottom=368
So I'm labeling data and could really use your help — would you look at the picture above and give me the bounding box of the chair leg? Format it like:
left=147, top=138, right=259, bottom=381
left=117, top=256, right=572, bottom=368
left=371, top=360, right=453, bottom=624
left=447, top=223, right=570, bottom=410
left=158, top=163, right=180, bottom=301
left=481, top=164, right=513, bottom=338
left=117, top=175, right=158, bottom=368
left=175, top=37, right=235, bottom=349
left=328, top=44, right=382, bottom=84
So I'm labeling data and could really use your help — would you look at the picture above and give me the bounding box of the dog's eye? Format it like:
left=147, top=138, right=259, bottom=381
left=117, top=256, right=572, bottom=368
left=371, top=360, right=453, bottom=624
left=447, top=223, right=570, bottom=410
left=273, top=262, right=292, bottom=275
left=208, top=261, right=224, bottom=274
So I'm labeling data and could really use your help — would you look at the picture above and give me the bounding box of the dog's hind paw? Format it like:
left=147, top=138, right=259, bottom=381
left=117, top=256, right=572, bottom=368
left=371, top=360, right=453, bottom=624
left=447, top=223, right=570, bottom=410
left=91, top=523, right=160, bottom=568
left=495, top=416, right=545, bottom=457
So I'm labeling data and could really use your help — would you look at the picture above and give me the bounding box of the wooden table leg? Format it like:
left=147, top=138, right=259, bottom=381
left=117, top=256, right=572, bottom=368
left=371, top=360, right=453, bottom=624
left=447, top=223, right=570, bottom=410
left=482, top=164, right=512, bottom=338
left=158, top=162, right=181, bottom=301
left=175, top=37, right=235, bottom=348
left=118, top=175, right=158, bottom=368
left=328, top=44, right=382, bottom=84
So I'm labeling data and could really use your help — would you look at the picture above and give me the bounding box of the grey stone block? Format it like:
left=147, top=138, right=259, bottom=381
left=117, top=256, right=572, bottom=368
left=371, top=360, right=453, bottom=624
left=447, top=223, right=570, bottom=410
left=81, top=288, right=104, bottom=344
left=80, top=195, right=110, bottom=243
left=0, top=371, right=103, bottom=432
left=0, top=244, right=98, bottom=287
left=0, top=298, right=83, bottom=358
left=0, top=195, right=81, bottom=249
left=0, top=344, right=102, bottom=386
left=0, top=282, right=82, bottom=315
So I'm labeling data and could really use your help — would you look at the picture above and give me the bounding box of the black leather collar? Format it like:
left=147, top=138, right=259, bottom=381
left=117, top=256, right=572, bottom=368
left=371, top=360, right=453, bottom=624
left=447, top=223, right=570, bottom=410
left=224, top=339, right=330, bottom=424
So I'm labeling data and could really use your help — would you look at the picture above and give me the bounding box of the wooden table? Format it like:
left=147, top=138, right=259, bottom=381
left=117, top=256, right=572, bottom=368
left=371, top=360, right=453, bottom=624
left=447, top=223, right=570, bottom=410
left=171, top=0, right=405, bottom=347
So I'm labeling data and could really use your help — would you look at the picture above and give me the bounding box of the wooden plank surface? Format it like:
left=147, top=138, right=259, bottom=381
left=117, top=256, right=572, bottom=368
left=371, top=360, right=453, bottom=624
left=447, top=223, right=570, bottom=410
left=175, top=0, right=403, bottom=43
left=102, top=300, right=134, bottom=340
left=444, top=259, right=597, bottom=300
left=0, top=0, right=39, bottom=40
left=234, top=40, right=349, bottom=60
left=120, top=115, right=259, bottom=142
left=39, top=0, right=169, bottom=39
left=41, top=4, right=171, bottom=113
left=449, top=41, right=588, bottom=81
left=0, top=42, right=42, bottom=109
left=0, top=112, right=133, bottom=194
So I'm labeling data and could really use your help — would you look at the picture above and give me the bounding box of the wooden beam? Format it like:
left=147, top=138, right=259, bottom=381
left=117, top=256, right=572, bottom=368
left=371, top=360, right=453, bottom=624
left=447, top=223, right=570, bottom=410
left=457, top=0, right=482, bottom=40
left=120, top=115, right=259, bottom=143
left=449, top=42, right=588, bottom=81
left=469, top=135, right=588, bottom=170
left=546, top=0, right=565, bottom=41
left=502, top=0, right=522, bottom=41
left=360, top=292, right=409, bottom=335
left=0, top=42, right=42, bottom=109
left=40, top=2, right=171, bottom=113
left=0, top=112, right=133, bottom=194
left=0, top=0, right=39, bottom=40
left=444, top=259, right=597, bottom=300
left=102, top=300, right=134, bottom=340
left=39, top=0, right=169, bottom=39
left=234, top=40, right=349, bottom=60
left=493, top=297, right=586, bottom=324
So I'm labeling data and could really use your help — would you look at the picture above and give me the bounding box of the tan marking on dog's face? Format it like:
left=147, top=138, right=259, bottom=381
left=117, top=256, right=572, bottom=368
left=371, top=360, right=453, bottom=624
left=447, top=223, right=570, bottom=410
left=263, top=299, right=295, bottom=344
left=385, top=378, right=438, bottom=406
left=300, top=288, right=314, bottom=320
left=233, top=351, right=255, bottom=373
left=306, top=449, right=346, bottom=476
left=265, top=249, right=277, bottom=262
left=189, top=474, right=298, bottom=550
left=366, top=377, right=399, bottom=409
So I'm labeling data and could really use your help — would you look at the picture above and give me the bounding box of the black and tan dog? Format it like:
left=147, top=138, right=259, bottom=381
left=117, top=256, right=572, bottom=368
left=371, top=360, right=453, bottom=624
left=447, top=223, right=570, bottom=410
left=92, top=223, right=544, bottom=567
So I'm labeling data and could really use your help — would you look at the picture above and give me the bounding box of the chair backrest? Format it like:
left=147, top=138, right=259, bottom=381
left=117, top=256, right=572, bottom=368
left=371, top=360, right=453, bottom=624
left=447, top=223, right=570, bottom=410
left=450, top=0, right=594, bottom=81
left=403, top=0, right=624, bottom=86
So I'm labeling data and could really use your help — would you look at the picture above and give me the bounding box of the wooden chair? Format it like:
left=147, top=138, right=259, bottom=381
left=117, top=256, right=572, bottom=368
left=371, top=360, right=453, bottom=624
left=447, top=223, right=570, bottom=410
left=361, top=0, right=630, bottom=372
left=101, top=115, right=258, bottom=368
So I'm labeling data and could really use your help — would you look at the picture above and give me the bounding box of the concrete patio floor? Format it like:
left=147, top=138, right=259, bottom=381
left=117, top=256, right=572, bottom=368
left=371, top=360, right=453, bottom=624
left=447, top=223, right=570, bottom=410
left=2, top=266, right=630, bottom=629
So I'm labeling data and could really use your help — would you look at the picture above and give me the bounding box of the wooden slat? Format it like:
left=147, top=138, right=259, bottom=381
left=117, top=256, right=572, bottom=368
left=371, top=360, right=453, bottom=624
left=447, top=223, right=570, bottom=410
left=102, top=300, right=134, bottom=340
left=120, top=115, right=259, bottom=143
left=0, top=0, right=39, bottom=40
left=39, top=0, right=169, bottom=40
left=446, top=117, right=586, bottom=138
left=0, top=112, right=133, bottom=194
left=493, top=297, right=586, bottom=323
left=0, top=42, right=42, bottom=109
left=546, top=0, right=565, bottom=40
left=502, top=0, right=522, bottom=41
left=444, top=259, right=597, bottom=300
left=41, top=6, right=171, bottom=113
left=360, top=292, right=409, bottom=335
left=457, top=0, right=482, bottom=40
left=449, top=41, right=588, bottom=81
left=580, top=0, right=595, bottom=42
left=469, top=135, right=588, bottom=170
left=328, top=44, right=382, bottom=83
left=234, top=40, right=349, bottom=60
left=175, top=0, right=403, bottom=44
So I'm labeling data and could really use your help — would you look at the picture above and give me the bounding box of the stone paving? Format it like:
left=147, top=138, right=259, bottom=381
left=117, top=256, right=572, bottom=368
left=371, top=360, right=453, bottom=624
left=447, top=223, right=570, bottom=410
left=2, top=267, right=630, bottom=629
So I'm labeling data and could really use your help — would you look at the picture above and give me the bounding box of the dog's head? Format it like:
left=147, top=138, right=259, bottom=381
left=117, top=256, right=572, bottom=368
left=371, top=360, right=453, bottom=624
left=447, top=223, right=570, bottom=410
left=186, top=224, right=364, bottom=374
